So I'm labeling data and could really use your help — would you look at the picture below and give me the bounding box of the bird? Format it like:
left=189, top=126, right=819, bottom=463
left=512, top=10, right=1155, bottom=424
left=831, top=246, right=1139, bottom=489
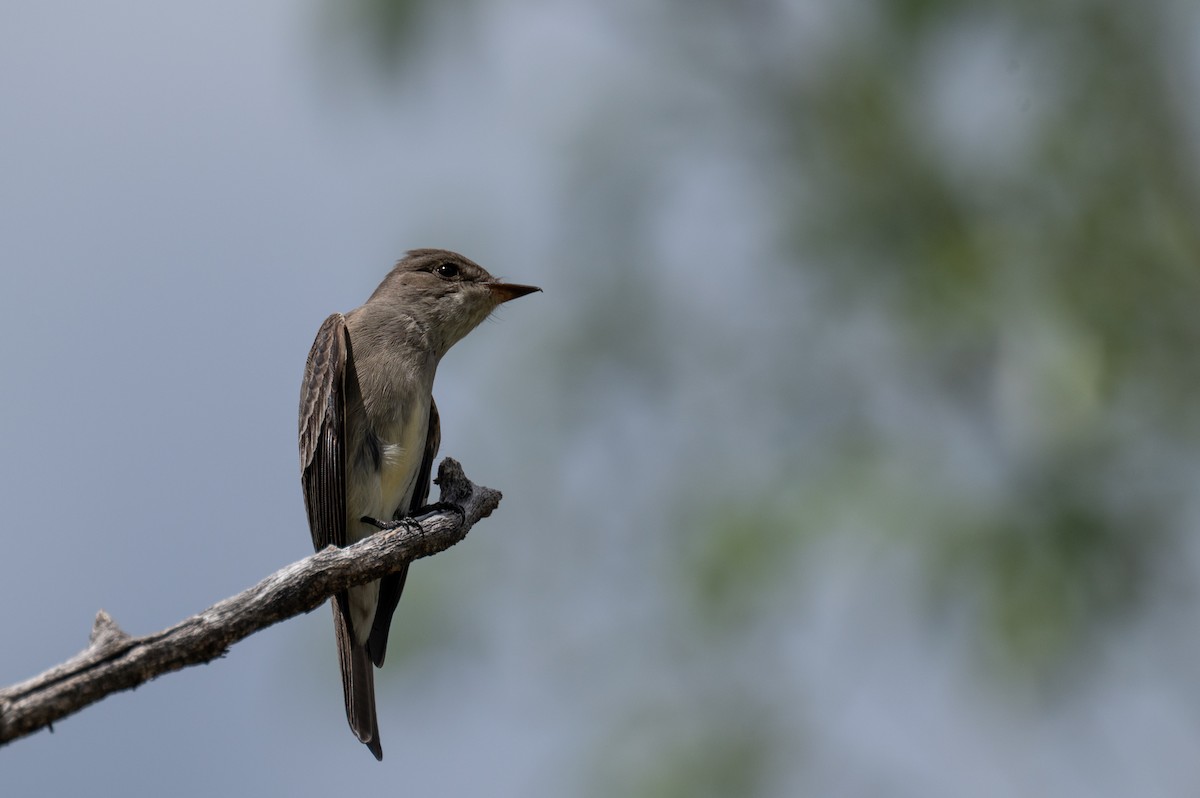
left=298, top=249, right=540, bottom=759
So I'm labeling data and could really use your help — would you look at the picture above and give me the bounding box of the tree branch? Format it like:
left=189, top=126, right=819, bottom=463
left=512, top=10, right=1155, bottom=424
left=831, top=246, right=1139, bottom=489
left=0, top=457, right=501, bottom=747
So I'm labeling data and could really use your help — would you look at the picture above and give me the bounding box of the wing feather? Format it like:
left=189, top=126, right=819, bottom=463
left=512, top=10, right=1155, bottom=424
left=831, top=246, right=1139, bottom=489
left=299, top=313, right=349, bottom=552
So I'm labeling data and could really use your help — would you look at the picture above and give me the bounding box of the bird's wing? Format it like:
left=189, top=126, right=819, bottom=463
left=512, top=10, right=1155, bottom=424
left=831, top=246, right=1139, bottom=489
left=366, top=398, right=441, bottom=668
left=299, top=313, right=383, bottom=758
left=299, top=313, right=349, bottom=552
left=411, top=396, right=441, bottom=512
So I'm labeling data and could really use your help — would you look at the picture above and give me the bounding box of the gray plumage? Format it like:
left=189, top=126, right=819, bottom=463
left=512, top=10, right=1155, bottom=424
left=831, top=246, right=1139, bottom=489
left=299, top=249, right=539, bottom=760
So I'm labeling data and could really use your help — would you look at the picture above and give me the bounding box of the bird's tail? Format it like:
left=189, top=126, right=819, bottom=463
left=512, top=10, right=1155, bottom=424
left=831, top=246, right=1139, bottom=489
left=333, top=593, right=382, bottom=760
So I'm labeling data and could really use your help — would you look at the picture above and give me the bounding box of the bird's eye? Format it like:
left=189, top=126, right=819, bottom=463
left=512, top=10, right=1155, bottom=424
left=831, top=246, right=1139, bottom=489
left=435, top=262, right=459, bottom=279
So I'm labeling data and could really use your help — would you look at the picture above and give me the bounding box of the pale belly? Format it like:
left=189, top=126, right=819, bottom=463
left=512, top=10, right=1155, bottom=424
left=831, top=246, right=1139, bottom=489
left=343, top=398, right=430, bottom=644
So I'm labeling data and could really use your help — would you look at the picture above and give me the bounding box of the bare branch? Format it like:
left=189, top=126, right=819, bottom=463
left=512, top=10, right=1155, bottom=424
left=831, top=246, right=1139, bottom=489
left=0, top=458, right=501, bottom=746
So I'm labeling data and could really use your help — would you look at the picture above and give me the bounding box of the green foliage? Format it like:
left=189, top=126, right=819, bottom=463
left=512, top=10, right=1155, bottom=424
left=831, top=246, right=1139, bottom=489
left=589, top=702, right=780, bottom=798
left=767, top=0, right=1198, bottom=676
left=676, top=499, right=807, bottom=634
left=931, top=451, right=1157, bottom=678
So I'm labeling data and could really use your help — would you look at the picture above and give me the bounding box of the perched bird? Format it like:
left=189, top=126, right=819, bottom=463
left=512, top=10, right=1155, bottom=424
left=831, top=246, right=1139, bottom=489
left=298, top=249, right=540, bottom=759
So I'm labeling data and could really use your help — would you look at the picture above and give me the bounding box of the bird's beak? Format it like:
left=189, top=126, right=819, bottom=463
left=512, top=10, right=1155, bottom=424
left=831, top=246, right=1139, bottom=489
left=489, top=282, right=542, bottom=302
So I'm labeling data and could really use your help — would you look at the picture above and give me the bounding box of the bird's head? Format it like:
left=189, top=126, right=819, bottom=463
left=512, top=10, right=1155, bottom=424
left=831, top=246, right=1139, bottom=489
left=368, top=249, right=540, bottom=356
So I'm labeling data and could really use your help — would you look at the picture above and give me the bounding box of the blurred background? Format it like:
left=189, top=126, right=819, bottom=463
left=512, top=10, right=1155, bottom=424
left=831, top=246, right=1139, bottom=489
left=3, top=0, right=1200, bottom=795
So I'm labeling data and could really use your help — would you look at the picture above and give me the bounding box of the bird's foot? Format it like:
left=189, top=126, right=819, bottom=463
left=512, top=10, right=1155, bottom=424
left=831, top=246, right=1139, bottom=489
left=360, top=502, right=463, bottom=532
